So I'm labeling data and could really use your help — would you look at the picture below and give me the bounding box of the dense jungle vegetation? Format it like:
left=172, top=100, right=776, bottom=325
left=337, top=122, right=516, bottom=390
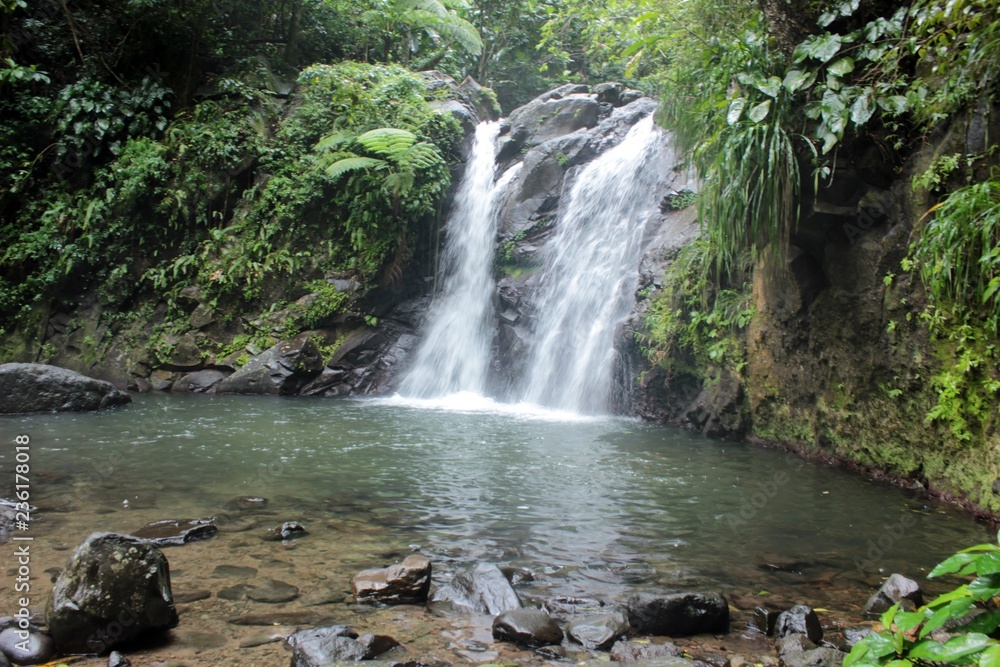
left=1, top=0, right=997, bottom=490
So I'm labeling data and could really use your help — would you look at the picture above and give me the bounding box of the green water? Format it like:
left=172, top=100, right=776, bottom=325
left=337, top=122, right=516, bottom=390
left=1, top=393, right=990, bottom=604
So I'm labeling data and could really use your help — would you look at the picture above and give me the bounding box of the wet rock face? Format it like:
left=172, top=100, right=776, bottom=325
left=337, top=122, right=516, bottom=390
left=215, top=332, right=323, bottom=395
left=626, top=592, right=730, bottom=636
left=865, top=573, right=923, bottom=617
left=492, top=608, right=564, bottom=647
left=0, top=363, right=131, bottom=414
left=353, top=555, right=432, bottom=605
left=46, top=532, right=179, bottom=654
left=431, top=562, right=521, bottom=615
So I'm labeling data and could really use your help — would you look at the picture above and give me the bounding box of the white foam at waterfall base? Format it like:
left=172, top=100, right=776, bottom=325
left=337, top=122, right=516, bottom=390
left=378, top=392, right=605, bottom=423
left=398, top=121, right=511, bottom=398
left=518, top=115, right=670, bottom=414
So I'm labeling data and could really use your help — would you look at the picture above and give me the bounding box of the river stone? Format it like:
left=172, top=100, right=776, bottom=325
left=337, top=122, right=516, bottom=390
left=222, top=496, right=269, bottom=511
left=626, top=592, right=730, bottom=636
left=775, top=606, right=823, bottom=643
left=865, top=574, right=923, bottom=617
left=173, top=589, right=211, bottom=604
left=215, top=332, right=323, bottom=395
left=263, top=521, right=308, bottom=541
left=353, top=554, right=432, bottom=604
left=781, top=647, right=846, bottom=667
left=108, top=650, right=132, bottom=667
left=132, top=518, right=217, bottom=546
left=0, top=363, right=131, bottom=414
left=492, top=609, right=564, bottom=647
left=247, top=579, right=299, bottom=603
left=567, top=608, right=630, bottom=650
left=213, top=564, right=258, bottom=578
left=286, top=626, right=400, bottom=666
left=218, top=584, right=254, bottom=601
left=431, top=562, right=521, bottom=614
left=750, top=606, right=782, bottom=635
left=46, top=532, right=179, bottom=654
left=610, top=639, right=683, bottom=662
left=778, top=634, right=817, bottom=656
left=0, top=626, right=55, bottom=665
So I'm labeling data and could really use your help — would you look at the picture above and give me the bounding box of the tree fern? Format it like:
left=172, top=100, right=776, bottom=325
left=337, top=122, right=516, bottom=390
left=324, top=156, right=385, bottom=180
left=356, top=128, right=418, bottom=155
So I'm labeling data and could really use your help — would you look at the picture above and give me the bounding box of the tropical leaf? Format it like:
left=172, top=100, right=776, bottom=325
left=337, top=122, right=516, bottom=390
left=325, top=156, right=385, bottom=180
left=357, top=128, right=418, bottom=157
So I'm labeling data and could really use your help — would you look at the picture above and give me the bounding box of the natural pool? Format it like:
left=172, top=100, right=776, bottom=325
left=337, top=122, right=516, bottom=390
left=0, top=393, right=991, bottom=665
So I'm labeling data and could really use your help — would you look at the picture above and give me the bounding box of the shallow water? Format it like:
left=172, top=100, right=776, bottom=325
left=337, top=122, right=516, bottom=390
left=0, top=393, right=992, bottom=664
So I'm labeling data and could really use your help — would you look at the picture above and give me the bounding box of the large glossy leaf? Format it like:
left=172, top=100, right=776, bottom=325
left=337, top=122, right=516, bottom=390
left=909, top=633, right=991, bottom=662
left=749, top=100, right=772, bottom=123
left=783, top=70, right=816, bottom=94
left=979, top=644, right=1000, bottom=667
left=793, top=33, right=843, bottom=63
left=976, top=552, right=1000, bottom=575
left=851, top=91, right=875, bottom=126
left=727, top=98, right=747, bottom=125
left=930, top=552, right=980, bottom=578
left=828, top=57, right=855, bottom=76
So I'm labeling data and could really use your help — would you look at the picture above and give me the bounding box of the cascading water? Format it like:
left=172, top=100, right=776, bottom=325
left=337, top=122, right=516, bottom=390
left=399, top=121, right=514, bottom=398
left=517, top=115, right=669, bottom=414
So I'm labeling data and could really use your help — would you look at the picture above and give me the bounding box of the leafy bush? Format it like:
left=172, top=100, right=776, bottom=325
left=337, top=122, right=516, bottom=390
left=846, top=533, right=1000, bottom=667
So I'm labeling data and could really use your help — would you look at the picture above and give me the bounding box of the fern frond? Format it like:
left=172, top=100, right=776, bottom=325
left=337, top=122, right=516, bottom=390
left=314, top=131, right=354, bottom=153
left=356, top=128, right=418, bottom=157
left=324, top=156, right=385, bottom=180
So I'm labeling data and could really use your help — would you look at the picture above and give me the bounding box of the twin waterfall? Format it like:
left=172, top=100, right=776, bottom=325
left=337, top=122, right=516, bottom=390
left=400, top=115, right=667, bottom=415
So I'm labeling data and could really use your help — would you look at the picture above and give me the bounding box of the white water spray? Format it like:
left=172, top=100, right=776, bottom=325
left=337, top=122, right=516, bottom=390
left=399, top=121, right=514, bottom=398
left=518, top=115, right=668, bottom=413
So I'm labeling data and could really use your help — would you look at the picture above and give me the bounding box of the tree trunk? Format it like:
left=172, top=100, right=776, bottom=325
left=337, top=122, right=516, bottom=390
left=756, top=0, right=814, bottom=54
left=284, top=0, right=304, bottom=64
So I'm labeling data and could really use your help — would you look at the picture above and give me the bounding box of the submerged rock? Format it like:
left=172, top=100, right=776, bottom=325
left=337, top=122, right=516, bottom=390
left=492, top=609, right=564, bottom=647
left=46, top=532, right=179, bottom=654
left=865, top=574, right=923, bottom=617
left=246, top=578, right=299, bottom=604
left=132, top=518, right=217, bottom=546
left=431, top=562, right=521, bottom=615
left=775, top=605, right=823, bottom=644
left=353, top=554, right=432, bottom=605
left=0, top=363, right=131, bottom=414
left=626, top=592, right=730, bottom=636
left=781, top=647, right=846, bottom=667
left=262, top=521, right=308, bottom=541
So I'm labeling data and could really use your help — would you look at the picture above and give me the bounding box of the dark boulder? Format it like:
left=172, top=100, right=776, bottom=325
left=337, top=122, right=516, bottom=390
left=430, top=563, right=521, bottom=615
left=626, top=592, right=729, bottom=636
left=781, top=648, right=846, bottom=667
left=262, top=521, right=308, bottom=541
left=593, top=82, right=625, bottom=106
left=353, top=554, right=432, bottom=605
left=46, top=532, right=179, bottom=654
left=215, top=332, right=323, bottom=395
left=132, top=518, right=217, bottom=546
left=286, top=625, right=400, bottom=666
left=0, top=363, right=131, bottom=414
left=567, top=608, right=630, bottom=650
left=0, top=625, right=55, bottom=665
left=776, top=605, right=823, bottom=644
left=865, top=574, right=923, bottom=617
left=171, top=369, right=229, bottom=393
left=750, top=606, right=782, bottom=636
left=492, top=609, right=564, bottom=647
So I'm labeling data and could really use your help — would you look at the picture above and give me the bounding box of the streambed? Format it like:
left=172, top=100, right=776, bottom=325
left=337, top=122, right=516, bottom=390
left=0, top=393, right=990, bottom=665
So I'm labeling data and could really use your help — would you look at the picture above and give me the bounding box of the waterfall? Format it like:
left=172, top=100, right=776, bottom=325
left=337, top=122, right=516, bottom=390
left=399, top=121, right=511, bottom=398
left=517, top=115, right=667, bottom=414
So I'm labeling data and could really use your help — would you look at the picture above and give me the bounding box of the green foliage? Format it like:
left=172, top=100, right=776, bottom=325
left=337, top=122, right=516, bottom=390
left=846, top=533, right=1000, bottom=667
left=290, top=281, right=352, bottom=330
left=52, top=77, right=172, bottom=163
left=358, top=0, right=484, bottom=64
left=640, top=239, right=754, bottom=376
left=911, top=176, right=1000, bottom=334
left=662, top=189, right=697, bottom=211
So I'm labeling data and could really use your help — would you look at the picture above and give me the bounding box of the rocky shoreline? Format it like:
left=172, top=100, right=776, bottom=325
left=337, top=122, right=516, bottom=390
left=0, top=493, right=943, bottom=667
